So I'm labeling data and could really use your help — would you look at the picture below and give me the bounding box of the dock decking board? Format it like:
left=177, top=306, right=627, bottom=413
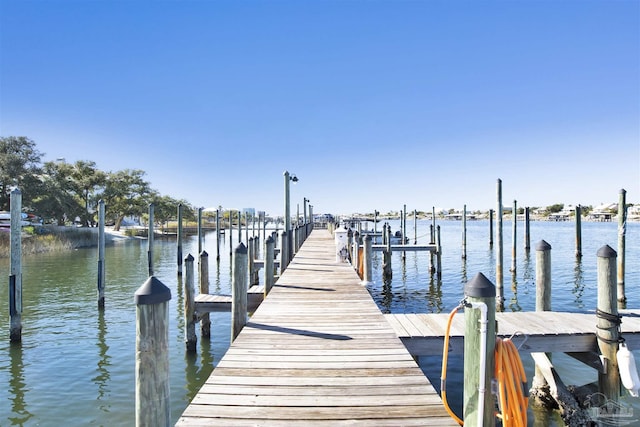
left=177, top=229, right=458, bottom=426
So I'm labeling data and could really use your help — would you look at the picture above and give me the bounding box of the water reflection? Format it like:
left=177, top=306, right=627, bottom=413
left=381, top=274, right=393, bottom=314
left=509, top=273, right=522, bottom=312
left=93, top=310, right=111, bottom=413
left=426, top=275, right=443, bottom=313
left=572, top=258, right=585, bottom=309
left=9, top=343, right=32, bottom=425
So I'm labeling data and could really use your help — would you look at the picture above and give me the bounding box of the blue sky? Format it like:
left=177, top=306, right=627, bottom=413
left=1, top=0, right=638, bottom=216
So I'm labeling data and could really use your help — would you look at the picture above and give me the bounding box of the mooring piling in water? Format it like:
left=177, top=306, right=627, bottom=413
left=9, top=189, right=23, bottom=343
left=618, top=188, right=627, bottom=305
left=531, top=240, right=552, bottom=396
left=97, top=199, right=105, bottom=309
left=511, top=200, right=517, bottom=273
left=496, top=178, right=504, bottom=310
left=177, top=203, right=183, bottom=276
left=199, top=250, right=210, bottom=339
left=134, top=276, right=171, bottom=427
left=184, top=254, right=196, bottom=352
left=147, top=203, right=154, bottom=276
left=575, top=205, right=582, bottom=258
left=462, top=204, right=467, bottom=260
left=264, top=235, right=275, bottom=296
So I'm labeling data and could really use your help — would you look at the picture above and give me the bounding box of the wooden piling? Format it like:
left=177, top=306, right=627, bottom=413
left=232, top=243, right=248, bottom=342
left=248, top=237, right=258, bottom=286
left=462, top=204, right=467, bottom=260
left=413, top=209, right=417, bottom=245
left=347, top=229, right=353, bottom=264
left=148, top=203, right=154, bottom=276
left=9, top=189, right=22, bottom=343
left=532, top=240, right=552, bottom=393
left=383, top=226, right=392, bottom=279
left=596, top=245, right=620, bottom=402
left=199, top=251, right=210, bottom=338
left=353, top=231, right=360, bottom=273
left=489, top=209, right=494, bottom=248
left=511, top=200, right=517, bottom=273
left=524, top=207, right=530, bottom=251
left=216, top=208, right=221, bottom=261
left=281, top=231, right=289, bottom=273
left=184, top=254, right=196, bottom=352
left=429, top=224, right=435, bottom=273
left=363, top=234, right=373, bottom=284
left=265, top=235, right=275, bottom=296
left=575, top=205, right=582, bottom=258
left=134, top=276, right=171, bottom=427
left=97, top=199, right=106, bottom=309
left=618, top=189, right=627, bottom=304
left=229, top=209, right=233, bottom=255
left=197, top=207, right=203, bottom=255
left=496, top=178, right=504, bottom=309
left=463, top=273, right=496, bottom=427
left=177, top=204, right=183, bottom=275
left=436, top=225, right=442, bottom=279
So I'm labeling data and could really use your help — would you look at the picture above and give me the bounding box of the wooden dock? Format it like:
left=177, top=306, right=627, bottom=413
left=385, top=310, right=640, bottom=356
left=177, top=229, right=458, bottom=426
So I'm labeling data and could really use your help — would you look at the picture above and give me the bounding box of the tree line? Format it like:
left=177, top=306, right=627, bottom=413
left=0, top=136, right=197, bottom=230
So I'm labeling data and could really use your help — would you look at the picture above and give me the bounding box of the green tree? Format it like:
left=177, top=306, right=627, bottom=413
left=70, top=160, right=107, bottom=226
left=547, top=203, right=564, bottom=214
left=102, top=169, right=153, bottom=230
left=32, top=160, right=84, bottom=225
left=0, top=136, right=44, bottom=211
left=149, top=195, right=195, bottom=230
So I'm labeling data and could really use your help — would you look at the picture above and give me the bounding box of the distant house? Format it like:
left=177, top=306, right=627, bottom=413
left=628, top=205, right=640, bottom=221
left=589, top=203, right=617, bottom=222
left=548, top=205, right=575, bottom=221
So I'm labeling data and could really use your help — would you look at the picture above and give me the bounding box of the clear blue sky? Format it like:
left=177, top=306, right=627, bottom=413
left=1, top=0, right=638, bottom=216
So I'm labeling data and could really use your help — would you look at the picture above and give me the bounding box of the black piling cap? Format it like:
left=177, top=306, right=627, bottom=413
left=536, top=240, right=552, bottom=251
left=200, top=250, right=208, bottom=257
left=135, top=276, right=171, bottom=305
left=464, top=272, right=496, bottom=298
left=185, top=253, right=194, bottom=262
left=597, top=245, right=617, bottom=258
left=235, top=242, right=247, bottom=255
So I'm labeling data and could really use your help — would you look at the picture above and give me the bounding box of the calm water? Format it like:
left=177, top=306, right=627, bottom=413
left=0, top=220, right=638, bottom=426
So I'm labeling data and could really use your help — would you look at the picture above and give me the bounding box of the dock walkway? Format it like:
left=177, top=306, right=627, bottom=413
left=177, top=229, right=457, bottom=426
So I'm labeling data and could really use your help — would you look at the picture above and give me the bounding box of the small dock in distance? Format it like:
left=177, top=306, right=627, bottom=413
left=177, top=230, right=457, bottom=426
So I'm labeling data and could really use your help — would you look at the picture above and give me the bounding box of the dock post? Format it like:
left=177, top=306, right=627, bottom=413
left=363, top=234, right=373, bottom=284
left=198, top=207, right=203, bottom=255
left=353, top=231, right=360, bottom=273
left=489, top=209, right=494, bottom=248
left=413, top=209, right=417, bottom=245
left=232, top=243, right=248, bottom=342
left=436, top=225, right=442, bottom=280
left=347, top=229, right=353, bottom=263
left=9, top=189, right=22, bottom=343
left=524, top=207, right=530, bottom=251
left=248, top=237, right=257, bottom=286
left=265, top=235, right=275, bottom=296
left=618, top=189, right=627, bottom=305
left=511, top=200, right=517, bottom=273
left=134, top=276, right=171, bottom=427
left=229, top=209, right=233, bottom=255
left=463, top=273, right=496, bottom=427
left=199, top=251, right=210, bottom=339
left=531, top=240, right=552, bottom=398
left=575, top=205, right=582, bottom=258
left=281, top=231, right=289, bottom=273
left=148, top=203, right=154, bottom=276
left=429, top=224, right=435, bottom=273
left=383, top=226, right=392, bottom=279
left=177, top=204, right=183, bottom=275
left=596, top=245, right=620, bottom=402
left=496, top=178, right=504, bottom=310
left=184, top=254, right=196, bottom=352
left=462, top=204, right=467, bottom=260
left=216, top=208, right=221, bottom=261
left=97, top=199, right=106, bottom=309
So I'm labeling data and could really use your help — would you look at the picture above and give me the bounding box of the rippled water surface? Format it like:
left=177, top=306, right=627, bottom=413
left=0, top=220, right=638, bottom=426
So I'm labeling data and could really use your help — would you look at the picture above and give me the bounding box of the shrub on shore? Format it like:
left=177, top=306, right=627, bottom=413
left=0, top=226, right=98, bottom=257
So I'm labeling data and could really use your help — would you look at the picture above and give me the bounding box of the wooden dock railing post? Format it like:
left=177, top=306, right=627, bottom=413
left=199, top=250, right=210, bottom=339
left=9, top=189, right=23, bottom=343
left=596, top=245, right=620, bottom=402
left=148, top=203, right=154, bottom=276
left=97, top=199, right=106, bottom=309
left=184, top=254, right=196, bottom=352
left=363, top=234, right=373, bottom=284
left=618, top=188, right=627, bottom=305
left=232, top=243, right=248, bottom=342
left=265, top=235, right=275, bottom=296
left=463, top=272, right=496, bottom=427
left=135, top=276, right=171, bottom=427
left=177, top=203, right=183, bottom=276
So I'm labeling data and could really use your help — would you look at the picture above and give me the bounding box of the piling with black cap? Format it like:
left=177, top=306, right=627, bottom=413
left=596, top=245, right=620, bottom=402
left=463, top=272, right=496, bottom=427
left=184, top=254, right=196, bottom=352
left=232, top=243, right=248, bottom=342
left=134, top=276, right=171, bottom=427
